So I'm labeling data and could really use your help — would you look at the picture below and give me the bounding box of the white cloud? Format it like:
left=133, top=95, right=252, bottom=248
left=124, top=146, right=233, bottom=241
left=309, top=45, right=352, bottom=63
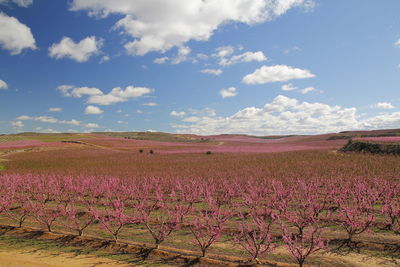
left=281, top=83, right=297, bottom=91
left=170, top=111, right=186, bottom=118
left=56, top=85, right=74, bottom=96
left=0, top=79, right=8, bottom=90
left=172, top=95, right=360, bottom=135
left=16, top=115, right=100, bottom=129
left=48, top=36, right=102, bottom=62
left=117, top=120, right=128, bottom=124
left=17, top=115, right=81, bottom=126
left=84, top=122, right=99, bottom=128
left=152, top=46, right=191, bottom=64
left=48, top=107, right=62, bottom=112
left=57, top=84, right=152, bottom=106
left=72, top=87, right=103, bottom=98
left=220, top=87, right=238, bottom=98
left=200, top=69, right=223, bottom=75
left=57, top=85, right=103, bottom=98
left=141, top=102, right=158, bottom=106
left=171, top=46, right=191, bottom=64
left=372, top=102, right=395, bottom=109
left=71, top=0, right=312, bottom=55
left=394, top=39, right=400, bottom=47
left=87, top=85, right=153, bottom=105
left=281, top=83, right=316, bottom=94
left=172, top=95, right=400, bottom=135
left=11, top=120, right=23, bottom=128
left=243, top=65, right=315, bottom=84
left=214, top=46, right=235, bottom=59
left=85, top=105, right=104, bottom=114
left=219, top=51, right=267, bottom=66
left=0, top=12, right=36, bottom=55
left=100, top=55, right=110, bottom=63
left=0, top=0, right=33, bottom=7
left=300, top=86, right=315, bottom=94
left=196, top=53, right=208, bottom=60
left=153, top=57, right=169, bottom=64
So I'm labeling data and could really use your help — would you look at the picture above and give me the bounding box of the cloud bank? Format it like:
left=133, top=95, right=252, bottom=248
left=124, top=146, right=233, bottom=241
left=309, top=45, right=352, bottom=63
left=172, top=95, right=400, bottom=135
left=71, top=0, right=313, bottom=55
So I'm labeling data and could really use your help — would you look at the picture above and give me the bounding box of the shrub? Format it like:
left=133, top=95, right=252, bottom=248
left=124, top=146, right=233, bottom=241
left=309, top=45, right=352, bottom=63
left=149, top=150, right=154, bottom=154
left=206, top=151, right=212, bottom=155
left=139, top=149, right=144, bottom=153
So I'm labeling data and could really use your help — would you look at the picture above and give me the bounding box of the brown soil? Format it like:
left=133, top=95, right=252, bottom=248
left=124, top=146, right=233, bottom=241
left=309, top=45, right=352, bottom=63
left=0, top=249, right=132, bottom=267
left=0, top=224, right=399, bottom=267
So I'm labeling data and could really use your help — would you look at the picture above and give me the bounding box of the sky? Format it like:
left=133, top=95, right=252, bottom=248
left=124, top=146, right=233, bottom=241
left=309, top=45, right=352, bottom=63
left=0, top=0, right=400, bottom=136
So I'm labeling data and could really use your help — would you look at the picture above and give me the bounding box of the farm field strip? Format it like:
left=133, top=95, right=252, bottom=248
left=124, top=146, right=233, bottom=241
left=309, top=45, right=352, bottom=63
left=0, top=132, right=399, bottom=266
left=0, top=173, right=399, bottom=266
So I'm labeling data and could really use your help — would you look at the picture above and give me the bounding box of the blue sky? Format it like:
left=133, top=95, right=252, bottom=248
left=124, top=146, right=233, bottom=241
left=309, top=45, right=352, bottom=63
left=1, top=0, right=400, bottom=135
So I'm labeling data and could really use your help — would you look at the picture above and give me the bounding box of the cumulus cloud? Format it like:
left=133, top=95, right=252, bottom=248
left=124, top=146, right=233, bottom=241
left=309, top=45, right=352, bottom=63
left=220, top=87, right=238, bottom=98
left=372, top=102, right=395, bottom=109
left=0, top=0, right=33, bottom=7
left=172, top=95, right=400, bottom=135
left=0, top=12, right=36, bottom=55
left=17, top=115, right=81, bottom=126
left=281, top=83, right=297, bottom=91
left=171, top=46, right=191, bottom=64
left=281, top=83, right=316, bottom=94
left=243, top=65, right=315, bottom=84
left=11, top=120, right=24, bottom=128
left=219, top=51, right=267, bottom=66
left=171, top=95, right=358, bottom=135
left=100, top=55, right=110, bottom=63
left=300, top=86, right=315, bottom=94
left=214, top=46, right=235, bottom=58
left=57, top=85, right=103, bottom=98
left=200, top=69, right=223, bottom=75
left=152, top=46, right=191, bottom=64
left=16, top=115, right=100, bottom=128
left=153, top=57, right=169, bottom=64
left=141, top=102, right=158, bottom=106
left=170, top=111, right=186, bottom=117
left=48, top=107, right=62, bottom=112
left=56, top=84, right=153, bottom=106
left=87, top=86, right=153, bottom=105
left=73, top=87, right=102, bottom=98
left=394, top=39, right=400, bottom=47
left=48, top=36, right=102, bottom=62
left=0, top=79, right=8, bottom=90
left=213, top=46, right=267, bottom=66
left=70, top=0, right=312, bottom=55
left=85, top=122, right=99, bottom=128
left=85, top=105, right=103, bottom=115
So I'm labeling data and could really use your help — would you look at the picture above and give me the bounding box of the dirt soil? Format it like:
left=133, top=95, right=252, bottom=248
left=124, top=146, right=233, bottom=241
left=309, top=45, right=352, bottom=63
left=0, top=248, right=132, bottom=267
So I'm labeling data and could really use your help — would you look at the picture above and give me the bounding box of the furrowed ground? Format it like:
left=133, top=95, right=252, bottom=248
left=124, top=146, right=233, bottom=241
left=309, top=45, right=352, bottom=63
left=0, top=131, right=399, bottom=266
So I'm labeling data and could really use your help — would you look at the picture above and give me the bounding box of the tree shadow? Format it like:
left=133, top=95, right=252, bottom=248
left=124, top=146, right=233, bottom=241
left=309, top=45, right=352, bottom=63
left=136, top=247, right=156, bottom=260
left=0, top=225, right=15, bottom=235
left=330, top=238, right=363, bottom=255
left=181, top=256, right=200, bottom=266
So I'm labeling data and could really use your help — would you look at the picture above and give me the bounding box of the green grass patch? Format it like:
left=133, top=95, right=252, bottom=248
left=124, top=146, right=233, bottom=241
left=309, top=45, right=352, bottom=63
left=0, top=164, right=5, bottom=171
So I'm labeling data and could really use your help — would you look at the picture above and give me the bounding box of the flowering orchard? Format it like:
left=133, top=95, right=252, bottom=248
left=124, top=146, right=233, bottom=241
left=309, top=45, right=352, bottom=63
left=0, top=173, right=399, bottom=266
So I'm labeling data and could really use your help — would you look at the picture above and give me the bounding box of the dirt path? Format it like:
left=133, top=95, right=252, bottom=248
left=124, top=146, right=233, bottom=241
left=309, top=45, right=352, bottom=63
left=0, top=248, right=132, bottom=267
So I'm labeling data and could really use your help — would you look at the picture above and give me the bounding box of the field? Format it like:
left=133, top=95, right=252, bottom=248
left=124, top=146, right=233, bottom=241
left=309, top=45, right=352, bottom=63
left=0, top=131, right=399, bottom=266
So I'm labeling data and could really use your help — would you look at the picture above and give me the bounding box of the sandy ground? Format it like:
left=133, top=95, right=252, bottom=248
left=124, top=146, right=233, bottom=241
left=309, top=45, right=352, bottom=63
left=0, top=248, right=132, bottom=267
